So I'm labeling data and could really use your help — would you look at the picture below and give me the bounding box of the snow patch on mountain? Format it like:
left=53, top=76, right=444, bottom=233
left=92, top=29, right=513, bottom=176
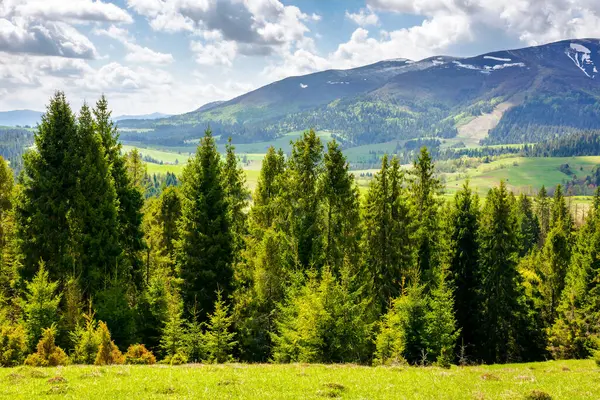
left=327, top=81, right=350, bottom=85
left=453, top=61, right=480, bottom=70
left=566, top=42, right=596, bottom=78
left=484, top=56, right=512, bottom=62
left=300, top=83, right=308, bottom=89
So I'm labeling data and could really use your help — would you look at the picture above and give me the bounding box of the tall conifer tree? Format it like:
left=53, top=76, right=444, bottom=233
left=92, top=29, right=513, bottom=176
left=176, top=128, right=232, bottom=321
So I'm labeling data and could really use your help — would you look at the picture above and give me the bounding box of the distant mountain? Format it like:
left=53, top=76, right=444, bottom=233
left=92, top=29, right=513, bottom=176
left=194, top=101, right=226, bottom=113
left=115, top=112, right=171, bottom=121
left=118, top=39, right=600, bottom=147
left=0, top=110, right=43, bottom=127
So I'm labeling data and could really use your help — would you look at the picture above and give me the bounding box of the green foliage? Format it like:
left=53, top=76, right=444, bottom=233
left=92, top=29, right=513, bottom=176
left=124, top=344, right=156, bottom=365
left=362, top=155, right=414, bottom=312
left=204, top=291, right=236, bottom=363
left=283, top=129, right=324, bottom=270
left=410, top=147, right=443, bottom=286
left=95, top=284, right=136, bottom=348
left=0, top=321, right=27, bottom=366
left=424, top=273, right=460, bottom=368
left=478, top=181, right=523, bottom=363
left=272, top=268, right=373, bottom=364
left=319, top=140, right=362, bottom=275
left=374, top=284, right=427, bottom=365
left=176, top=128, right=233, bottom=322
left=223, top=138, right=249, bottom=261
left=446, top=181, right=480, bottom=355
left=24, top=324, right=69, bottom=366
left=71, top=310, right=101, bottom=365
left=160, top=290, right=186, bottom=360
left=23, top=262, right=61, bottom=349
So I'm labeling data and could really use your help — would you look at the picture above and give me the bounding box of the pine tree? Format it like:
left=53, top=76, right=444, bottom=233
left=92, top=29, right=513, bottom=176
left=160, top=289, right=187, bottom=361
left=176, top=128, right=232, bottom=321
left=223, top=138, right=249, bottom=262
left=410, top=147, right=442, bottom=286
left=536, top=186, right=551, bottom=246
left=362, top=155, right=413, bottom=311
left=23, top=262, right=61, bottom=349
left=446, top=181, right=480, bottom=356
left=16, top=91, right=79, bottom=282
left=284, top=129, right=324, bottom=270
left=319, top=140, right=361, bottom=275
left=204, top=291, right=236, bottom=363
left=249, top=146, right=285, bottom=233
left=94, top=96, right=145, bottom=287
left=70, top=103, right=120, bottom=294
left=0, top=157, right=16, bottom=297
left=424, top=271, right=460, bottom=368
left=515, top=194, right=541, bottom=256
left=478, top=181, right=522, bottom=363
left=374, top=283, right=427, bottom=365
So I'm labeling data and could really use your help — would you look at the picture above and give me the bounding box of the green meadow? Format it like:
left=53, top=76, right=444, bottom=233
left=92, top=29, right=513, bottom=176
left=1, top=360, right=597, bottom=399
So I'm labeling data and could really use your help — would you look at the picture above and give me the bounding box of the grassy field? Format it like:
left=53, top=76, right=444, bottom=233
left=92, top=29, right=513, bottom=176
left=444, top=156, right=600, bottom=196
left=0, top=360, right=597, bottom=399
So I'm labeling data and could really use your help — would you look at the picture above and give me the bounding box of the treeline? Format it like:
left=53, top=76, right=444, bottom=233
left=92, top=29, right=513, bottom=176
left=2, top=93, right=600, bottom=368
left=524, top=130, right=600, bottom=157
left=0, top=127, right=34, bottom=175
left=484, top=92, right=600, bottom=145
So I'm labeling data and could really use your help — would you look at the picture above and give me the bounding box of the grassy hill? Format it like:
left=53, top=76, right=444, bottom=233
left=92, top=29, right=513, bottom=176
left=0, top=360, right=596, bottom=399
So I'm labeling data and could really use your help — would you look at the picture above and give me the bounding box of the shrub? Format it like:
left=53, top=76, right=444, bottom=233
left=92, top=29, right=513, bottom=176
left=160, top=352, right=188, bottom=365
left=593, top=350, right=600, bottom=367
left=0, top=323, right=27, bottom=366
left=71, top=311, right=100, bottom=364
left=94, top=321, right=124, bottom=365
left=24, top=325, right=69, bottom=367
left=125, top=344, right=156, bottom=365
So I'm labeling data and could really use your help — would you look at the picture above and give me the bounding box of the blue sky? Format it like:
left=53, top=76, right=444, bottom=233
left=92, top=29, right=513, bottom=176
left=1, top=0, right=599, bottom=115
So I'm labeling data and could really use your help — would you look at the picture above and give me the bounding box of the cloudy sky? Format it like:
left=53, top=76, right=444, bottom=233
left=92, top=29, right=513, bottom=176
left=2, top=0, right=600, bottom=116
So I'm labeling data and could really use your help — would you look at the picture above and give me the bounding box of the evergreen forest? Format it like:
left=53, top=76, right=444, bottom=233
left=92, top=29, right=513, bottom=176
left=2, top=92, right=600, bottom=369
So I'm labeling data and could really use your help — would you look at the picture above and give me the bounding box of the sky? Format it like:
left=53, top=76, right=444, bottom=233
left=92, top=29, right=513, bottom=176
left=1, top=0, right=600, bottom=116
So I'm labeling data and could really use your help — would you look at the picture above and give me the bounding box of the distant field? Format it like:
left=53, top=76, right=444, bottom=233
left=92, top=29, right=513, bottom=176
left=0, top=360, right=596, bottom=399
left=121, top=145, right=192, bottom=164
left=444, top=156, right=600, bottom=196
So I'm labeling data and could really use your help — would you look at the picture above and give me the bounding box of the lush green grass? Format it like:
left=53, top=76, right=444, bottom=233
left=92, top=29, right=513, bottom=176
left=145, top=163, right=187, bottom=176
left=121, top=145, right=192, bottom=164
left=0, top=360, right=597, bottom=399
left=444, top=156, right=600, bottom=196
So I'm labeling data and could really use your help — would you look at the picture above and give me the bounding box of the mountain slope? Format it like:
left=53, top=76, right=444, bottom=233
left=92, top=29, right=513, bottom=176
left=0, top=110, right=43, bottom=127
left=119, top=39, right=600, bottom=147
left=115, top=112, right=172, bottom=121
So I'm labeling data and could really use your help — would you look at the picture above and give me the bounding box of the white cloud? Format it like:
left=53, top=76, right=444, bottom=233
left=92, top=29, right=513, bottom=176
left=345, top=7, right=379, bottom=27
left=0, top=18, right=98, bottom=58
left=366, top=0, right=600, bottom=46
left=94, top=25, right=174, bottom=65
left=13, top=0, right=133, bottom=24
left=190, top=40, right=237, bottom=66
left=127, top=0, right=317, bottom=62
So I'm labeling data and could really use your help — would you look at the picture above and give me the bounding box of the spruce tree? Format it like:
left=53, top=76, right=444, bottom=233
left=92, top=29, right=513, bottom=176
left=447, top=181, right=480, bottom=355
left=409, top=147, right=442, bottom=286
left=70, top=103, right=120, bottom=294
left=424, top=271, right=460, bottom=368
left=176, top=128, right=232, bottom=321
left=204, top=291, right=236, bottom=363
left=94, top=96, right=145, bottom=285
left=284, top=129, right=324, bottom=270
left=515, top=194, right=541, bottom=256
left=16, top=91, right=79, bottom=281
left=362, top=155, right=413, bottom=311
left=23, top=262, right=61, bottom=349
left=536, top=186, right=551, bottom=246
left=0, top=157, right=15, bottom=295
left=249, top=146, right=285, bottom=233
left=319, top=140, right=361, bottom=275
left=223, top=138, right=249, bottom=262
left=478, top=181, right=522, bottom=363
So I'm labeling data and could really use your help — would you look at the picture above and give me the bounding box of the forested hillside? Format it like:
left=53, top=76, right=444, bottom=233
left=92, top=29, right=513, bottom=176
left=119, top=39, right=600, bottom=149
left=1, top=92, right=600, bottom=369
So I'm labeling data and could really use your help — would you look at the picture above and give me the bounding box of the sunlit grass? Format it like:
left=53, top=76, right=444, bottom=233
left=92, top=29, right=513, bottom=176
left=0, top=360, right=596, bottom=399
